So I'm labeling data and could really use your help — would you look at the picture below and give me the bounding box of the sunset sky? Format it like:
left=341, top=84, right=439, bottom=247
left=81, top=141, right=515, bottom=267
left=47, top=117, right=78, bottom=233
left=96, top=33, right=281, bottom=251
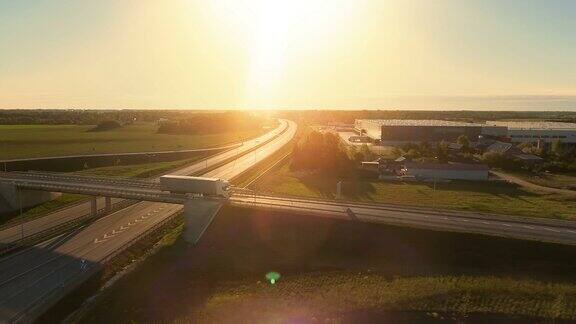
left=1, top=0, right=575, bottom=110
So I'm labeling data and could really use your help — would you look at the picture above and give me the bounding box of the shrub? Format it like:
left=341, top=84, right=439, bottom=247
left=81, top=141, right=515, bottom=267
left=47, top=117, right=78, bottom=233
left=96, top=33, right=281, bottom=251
left=90, top=120, right=122, bottom=131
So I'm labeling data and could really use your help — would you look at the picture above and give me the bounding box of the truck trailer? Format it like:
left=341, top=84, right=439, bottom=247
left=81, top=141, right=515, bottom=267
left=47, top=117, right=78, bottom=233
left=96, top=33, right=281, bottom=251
left=159, top=175, right=230, bottom=198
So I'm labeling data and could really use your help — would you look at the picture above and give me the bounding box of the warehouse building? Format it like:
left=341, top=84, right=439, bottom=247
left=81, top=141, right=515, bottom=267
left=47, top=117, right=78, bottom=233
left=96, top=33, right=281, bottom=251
left=354, top=119, right=576, bottom=146
left=354, top=119, right=506, bottom=145
left=486, top=121, right=576, bottom=144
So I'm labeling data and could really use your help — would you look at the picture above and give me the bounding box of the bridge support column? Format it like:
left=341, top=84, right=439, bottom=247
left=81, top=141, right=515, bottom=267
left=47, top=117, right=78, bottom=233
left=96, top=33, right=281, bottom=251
left=183, top=199, right=224, bottom=244
left=105, top=197, right=112, bottom=212
left=90, top=197, right=98, bottom=217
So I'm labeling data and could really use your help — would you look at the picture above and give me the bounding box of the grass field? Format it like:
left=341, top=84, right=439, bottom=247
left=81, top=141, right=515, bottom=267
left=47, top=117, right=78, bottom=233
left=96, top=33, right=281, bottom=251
left=80, top=206, right=576, bottom=322
left=0, top=123, right=263, bottom=160
left=252, top=163, right=576, bottom=220
left=511, top=171, right=576, bottom=191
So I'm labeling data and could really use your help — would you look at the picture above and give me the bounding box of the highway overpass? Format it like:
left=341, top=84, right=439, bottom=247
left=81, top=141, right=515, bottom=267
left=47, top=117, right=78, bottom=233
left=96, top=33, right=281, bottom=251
left=4, top=170, right=576, bottom=247
left=0, top=119, right=297, bottom=323
left=1, top=118, right=576, bottom=322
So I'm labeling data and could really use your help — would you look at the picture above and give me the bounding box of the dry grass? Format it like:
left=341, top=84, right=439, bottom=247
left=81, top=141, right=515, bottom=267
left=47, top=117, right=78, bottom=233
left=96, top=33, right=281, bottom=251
left=80, top=206, right=576, bottom=323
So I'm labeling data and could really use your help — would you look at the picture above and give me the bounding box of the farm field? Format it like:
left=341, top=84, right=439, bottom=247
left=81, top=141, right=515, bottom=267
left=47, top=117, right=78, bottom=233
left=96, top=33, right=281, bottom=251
left=252, top=163, right=576, bottom=220
left=0, top=123, right=262, bottom=160
left=79, top=206, right=576, bottom=322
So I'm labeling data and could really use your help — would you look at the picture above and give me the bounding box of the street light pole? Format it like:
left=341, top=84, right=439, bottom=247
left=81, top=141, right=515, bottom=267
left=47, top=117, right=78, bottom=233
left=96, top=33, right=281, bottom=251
left=432, top=177, right=437, bottom=210
left=18, top=186, right=23, bottom=241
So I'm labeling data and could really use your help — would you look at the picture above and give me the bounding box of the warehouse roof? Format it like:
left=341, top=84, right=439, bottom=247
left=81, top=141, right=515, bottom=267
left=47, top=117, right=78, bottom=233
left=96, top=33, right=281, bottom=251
left=486, top=141, right=514, bottom=154
left=357, top=119, right=483, bottom=127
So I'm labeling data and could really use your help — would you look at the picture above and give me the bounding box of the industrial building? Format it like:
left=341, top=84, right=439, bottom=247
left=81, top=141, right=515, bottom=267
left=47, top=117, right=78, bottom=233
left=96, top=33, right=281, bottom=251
left=354, top=119, right=505, bottom=145
left=402, top=162, right=490, bottom=181
left=354, top=119, right=576, bottom=145
left=486, top=121, right=576, bottom=144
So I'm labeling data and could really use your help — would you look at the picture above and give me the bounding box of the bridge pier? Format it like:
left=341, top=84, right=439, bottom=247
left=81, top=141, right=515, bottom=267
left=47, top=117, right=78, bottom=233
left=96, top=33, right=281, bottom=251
left=0, top=183, right=61, bottom=215
left=183, top=199, right=224, bottom=244
left=105, top=197, right=112, bottom=212
left=90, top=197, right=98, bottom=217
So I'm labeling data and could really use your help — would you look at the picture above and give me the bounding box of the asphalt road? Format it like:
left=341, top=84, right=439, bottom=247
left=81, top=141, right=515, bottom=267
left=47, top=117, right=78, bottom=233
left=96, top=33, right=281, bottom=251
left=0, top=120, right=290, bottom=245
left=0, top=119, right=297, bottom=323
left=231, top=193, right=576, bottom=246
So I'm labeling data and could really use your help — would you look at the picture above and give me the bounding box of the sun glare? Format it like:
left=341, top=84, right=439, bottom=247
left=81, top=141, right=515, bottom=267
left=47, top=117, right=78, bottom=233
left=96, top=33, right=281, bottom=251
left=210, top=0, right=356, bottom=107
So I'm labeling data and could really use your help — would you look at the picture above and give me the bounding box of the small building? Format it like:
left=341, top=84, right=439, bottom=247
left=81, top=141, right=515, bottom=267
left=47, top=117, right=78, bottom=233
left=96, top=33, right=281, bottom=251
left=402, top=162, right=489, bottom=181
left=485, top=140, right=543, bottom=165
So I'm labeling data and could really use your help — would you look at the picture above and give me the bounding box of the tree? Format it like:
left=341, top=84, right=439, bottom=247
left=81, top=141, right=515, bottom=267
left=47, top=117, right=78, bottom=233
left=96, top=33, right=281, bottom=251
left=359, top=144, right=375, bottom=162
left=457, top=135, right=471, bottom=152
left=291, top=131, right=353, bottom=175
left=435, top=140, right=450, bottom=162
left=551, top=140, right=563, bottom=158
left=91, top=120, right=122, bottom=131
left=481, top=152, right=522, bottom=170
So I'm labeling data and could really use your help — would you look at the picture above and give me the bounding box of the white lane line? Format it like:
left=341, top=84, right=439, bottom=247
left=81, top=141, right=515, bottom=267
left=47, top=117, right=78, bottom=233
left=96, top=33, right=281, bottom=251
left=502, top=224, right=512, bottom=227
left=544, top=228, right=560, bottom=233
left=481, top=221, right=491, bottom=225
left=523, top=225, right=534, bottom=229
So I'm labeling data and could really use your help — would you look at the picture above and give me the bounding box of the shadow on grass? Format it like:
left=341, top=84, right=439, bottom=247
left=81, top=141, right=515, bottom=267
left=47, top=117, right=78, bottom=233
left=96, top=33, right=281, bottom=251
left=80, top=206, right=576, bottom=323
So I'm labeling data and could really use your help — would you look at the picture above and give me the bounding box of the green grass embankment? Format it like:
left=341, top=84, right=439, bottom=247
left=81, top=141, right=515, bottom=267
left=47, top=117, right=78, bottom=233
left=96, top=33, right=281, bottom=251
left=252, top=163, right=576, bottom=220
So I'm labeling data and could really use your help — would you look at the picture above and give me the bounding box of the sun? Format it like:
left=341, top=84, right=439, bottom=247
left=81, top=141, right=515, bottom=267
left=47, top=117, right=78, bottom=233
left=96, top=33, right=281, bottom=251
left=209, top=0, right=356, bottom=108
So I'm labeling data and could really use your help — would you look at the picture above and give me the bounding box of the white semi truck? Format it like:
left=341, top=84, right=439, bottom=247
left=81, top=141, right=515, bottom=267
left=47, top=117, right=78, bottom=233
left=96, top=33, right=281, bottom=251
left=159, top=175, right=231, bottom=198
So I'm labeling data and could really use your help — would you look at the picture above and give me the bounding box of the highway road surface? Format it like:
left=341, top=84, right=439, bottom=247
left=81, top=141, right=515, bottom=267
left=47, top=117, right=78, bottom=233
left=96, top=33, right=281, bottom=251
left=0, top=119, right=297, bottom=323
left=0, top=120, right=290, bottom=245
left=231, top=193, right=576, bottom=246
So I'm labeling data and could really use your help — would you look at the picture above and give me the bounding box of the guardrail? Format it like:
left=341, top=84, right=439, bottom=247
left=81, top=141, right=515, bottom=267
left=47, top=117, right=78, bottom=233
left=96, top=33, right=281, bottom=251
left=1, top=120, right=293, bottom=321
left=0, top=199, right=137, bottom=256
left=231, top=191, right=576, bottom=230
left=12, top=207, right=184, bottom=323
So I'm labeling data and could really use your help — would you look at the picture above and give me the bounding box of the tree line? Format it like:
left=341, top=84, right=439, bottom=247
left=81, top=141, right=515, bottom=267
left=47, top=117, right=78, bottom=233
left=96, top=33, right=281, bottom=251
left=156, top=112, right=266, bottom=135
